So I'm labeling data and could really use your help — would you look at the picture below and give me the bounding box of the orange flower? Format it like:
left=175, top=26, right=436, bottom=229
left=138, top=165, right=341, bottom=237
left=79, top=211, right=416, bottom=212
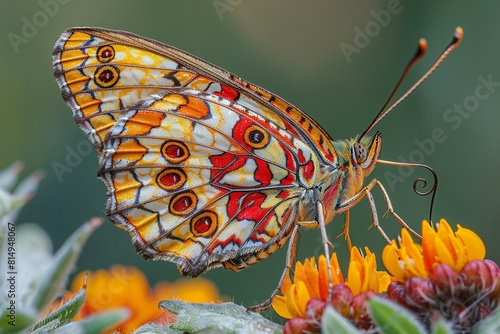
left=382, top=219, right=486, bottom=281
left=71, top=265, right=222, bottom=333
left=272, top=247, right=390, bottom=319
left=383, top=219, right=498, bottom=331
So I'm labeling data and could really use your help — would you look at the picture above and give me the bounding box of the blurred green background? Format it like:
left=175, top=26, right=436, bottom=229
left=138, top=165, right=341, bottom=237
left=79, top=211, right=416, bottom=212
left=1, top=0, right=499, bottom=318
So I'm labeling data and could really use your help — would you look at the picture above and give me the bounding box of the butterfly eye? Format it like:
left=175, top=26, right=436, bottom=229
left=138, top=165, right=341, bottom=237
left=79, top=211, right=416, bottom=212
left=96, top=45, right=115, bottom=63
left=190, top=211, right=218, bottom=238
left=244, top=125, right=269, bottom=149
left=157, top=168, right=187, bottom=191
left=353, top=143, right=368, bottom=164
left=162, top=140, right=190, bottom=164
left=169, top=191, right=198, bottom=216
left=94, top=65, right=120, bottom=88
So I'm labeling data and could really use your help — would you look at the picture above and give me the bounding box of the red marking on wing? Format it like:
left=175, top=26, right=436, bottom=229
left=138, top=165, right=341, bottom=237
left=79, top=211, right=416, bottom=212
left=208, top=235, right=243, bottom=253
left=298, top=149, right=306, bottom=164
left=322, top=179, right=341, bottom=212
left=209, top=152, right=236, bottom=179
left=301, top=160, right=315, bottom=181
left=226, top=192, right=267, bottom=221
left=277, top=189, right=290, bottom=199
left=253, top=159, right=273, bottom=185
left=232, top=118, right=255, bottom=151
left=213, top=83, right=239, bottom=101
left=282, top=120, right=300, bottom=138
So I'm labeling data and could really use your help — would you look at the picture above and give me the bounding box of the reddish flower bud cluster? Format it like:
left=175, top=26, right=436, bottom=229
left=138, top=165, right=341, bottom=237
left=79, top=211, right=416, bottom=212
left=283, top=284, right=380, bottom=333
left=386, top=260, right=500, bottom=332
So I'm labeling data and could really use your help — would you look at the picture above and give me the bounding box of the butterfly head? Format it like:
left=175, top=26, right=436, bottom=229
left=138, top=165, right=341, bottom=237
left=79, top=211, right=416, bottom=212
left=331, top=131, right=382, bottom=178
left=352, top=131, right=382, bottom=177
left=318, top=132, right=382, bottom=220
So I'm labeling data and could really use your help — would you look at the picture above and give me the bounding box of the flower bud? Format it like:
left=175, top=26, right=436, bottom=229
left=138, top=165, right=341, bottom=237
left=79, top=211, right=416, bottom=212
left=430, top=264, right=460, bottom=299
left=405, top=276, right=436, bottom=309
left=306, top=298, right=326, bottom=323
left=283, top=317, right=316, bottom=334
left=328, top=284, right=353, bottom=317
left=351, top=292, right=377, bottom=330
left=461, top=260, right=500, bottom=293
left=387, top=281, right=409, bottom=308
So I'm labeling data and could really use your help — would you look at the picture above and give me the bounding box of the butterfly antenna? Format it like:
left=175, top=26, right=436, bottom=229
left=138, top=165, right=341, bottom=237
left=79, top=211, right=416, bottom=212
left=359, top=27, right=463, bottom=142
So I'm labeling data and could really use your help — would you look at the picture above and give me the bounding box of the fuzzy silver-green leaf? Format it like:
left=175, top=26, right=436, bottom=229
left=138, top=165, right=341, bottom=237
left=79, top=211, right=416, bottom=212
left=160, top=301, right=282, bottom=334
left=31, top=218, right=102, bottom=311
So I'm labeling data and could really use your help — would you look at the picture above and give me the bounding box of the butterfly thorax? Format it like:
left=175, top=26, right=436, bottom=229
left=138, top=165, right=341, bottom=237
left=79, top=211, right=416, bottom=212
left=298, top=133, right=382, bottom=225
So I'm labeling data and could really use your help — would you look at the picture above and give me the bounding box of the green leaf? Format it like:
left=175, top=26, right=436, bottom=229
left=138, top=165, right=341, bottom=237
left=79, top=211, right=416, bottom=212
left=133, top=323, right=183, bottom=334
left=31, top=319, right=61, bottom=334
left=3, top=169, right=44, bottom=222
left=30, top=218, right=103, bottom=311
left=368, top=297, right=426, bottom=334
left=0, top=189, right=24, bottom=220
left=31, top=282, right=86, bottom=331
left=0, top=162, right=23, bottom=191
left=160, top=301, right=283, bottom=334
left=321, top=306, right=361, bottom=334
left=476, top=305, right=500, bottom=334
left=52, top=309, right=129, bottom=334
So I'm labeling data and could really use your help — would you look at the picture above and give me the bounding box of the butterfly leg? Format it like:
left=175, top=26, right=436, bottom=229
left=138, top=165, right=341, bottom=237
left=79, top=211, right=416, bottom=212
left=338, top=210, right=353, bottom=252
left=247, top=224, right=300, bottom=313
left=316, top=201, right=334, bottom=303
left=295, top=202, right=335, bottom=302
left=336, top=179, right=420, bottom=245
left=370, top=179, right=421, bottom=239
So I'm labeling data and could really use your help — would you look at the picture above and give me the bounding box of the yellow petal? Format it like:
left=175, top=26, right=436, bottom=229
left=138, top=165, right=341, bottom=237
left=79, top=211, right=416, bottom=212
left=281, top=269, right=293, bottom=294
left=376, top=271, right=391, bottom=293
left=456, top=224, right=486, bottom=261
left=400, top=229, right=427, bottom=278
left=295, top=280, right=312, bottom=317
left=303, top=257, right=320, bottom=297
left=422, top=221, right=438, bottom=272
left=294, top=261, right=307, bottom=285
left=330, top=253, right=345, bottom=285
left=447, top=230, right=467, bottom=270
left=382, top=242, right=407, bottom=281
left=434, top=236, right=456, bottom=270
left=285, top=285, right=302, bottom=318
left=318, top=255, right=329, bottom=299
left=285, top=280, right=310, bottom=318
left=346, top=248, right=361, bottom=295
left=436, top=219, right=459, bottom=261
left=272, top=295, right=292, bottom=319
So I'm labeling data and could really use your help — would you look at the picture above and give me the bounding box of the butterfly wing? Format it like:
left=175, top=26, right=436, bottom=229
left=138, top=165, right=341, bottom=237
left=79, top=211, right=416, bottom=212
left=52, top=27, right=338, bottom=275
left=99, top=89, right=322, bottom=275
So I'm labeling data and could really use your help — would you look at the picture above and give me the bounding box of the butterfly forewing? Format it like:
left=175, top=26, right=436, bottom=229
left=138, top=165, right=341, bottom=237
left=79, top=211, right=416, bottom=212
left=53, top=27, right=337, bottom=162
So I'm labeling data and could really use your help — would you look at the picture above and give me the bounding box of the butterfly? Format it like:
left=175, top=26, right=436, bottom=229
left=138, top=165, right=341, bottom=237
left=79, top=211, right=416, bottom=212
left=52, top=27, right=461, bottom=310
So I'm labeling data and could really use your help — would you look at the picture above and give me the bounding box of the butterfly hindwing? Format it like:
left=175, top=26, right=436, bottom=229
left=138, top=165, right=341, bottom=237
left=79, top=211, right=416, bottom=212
left=99, top=89, right=318, bottom=275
